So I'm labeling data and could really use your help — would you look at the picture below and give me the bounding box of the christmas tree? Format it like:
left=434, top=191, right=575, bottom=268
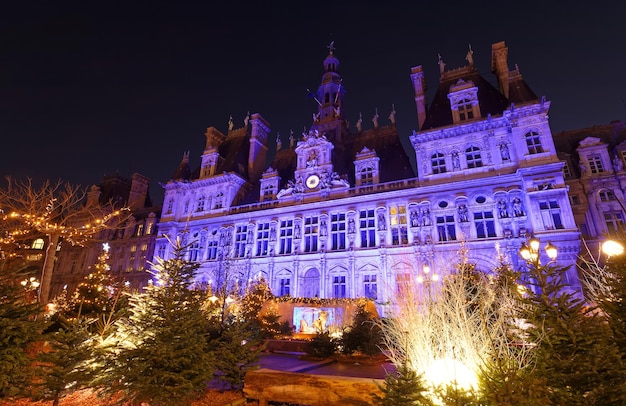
left=99, top=238, right=215, bottom=406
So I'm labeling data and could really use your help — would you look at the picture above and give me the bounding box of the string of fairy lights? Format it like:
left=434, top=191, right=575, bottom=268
left=0, top=202, right=129, bottom=249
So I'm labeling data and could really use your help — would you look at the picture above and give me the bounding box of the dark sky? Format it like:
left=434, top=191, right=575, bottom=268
left=2, top=1, right=625, bottom=205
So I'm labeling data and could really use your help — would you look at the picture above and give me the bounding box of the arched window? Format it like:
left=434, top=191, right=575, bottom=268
left=465, top=146, right=483, bottom=168
left=431, top=152, right=446, bottom=174
left=525, top=131, right=544, bottom=154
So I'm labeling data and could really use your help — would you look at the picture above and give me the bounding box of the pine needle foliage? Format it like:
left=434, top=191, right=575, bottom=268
left=99, top=238, right=215, bottom=406
left=522, top=260, right=626, bottom=405
left=0, top=266, right=45, bottom=399
left=374, top=363, right=434, bottom=406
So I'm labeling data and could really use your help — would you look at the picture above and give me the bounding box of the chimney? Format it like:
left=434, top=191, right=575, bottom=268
left=248, top=113, right=270, bottom=183
left=128, top=173, right=150, bottom=210
left=491, top=41, right=510, bottom=98
left=410, top=65, right=427, bottom=131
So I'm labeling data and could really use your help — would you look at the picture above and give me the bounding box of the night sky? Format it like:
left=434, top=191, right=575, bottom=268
left=2, top=1, right=625, bottom=204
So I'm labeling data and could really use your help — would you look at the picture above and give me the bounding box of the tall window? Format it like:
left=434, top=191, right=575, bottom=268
left=207, top=240, right=218, bottom=260
left=604, top=212, right=625, bottom=235
left=256, top=222, right=270, bottom=256
left=279, top=220, right=293, bottom=254
left=304, top=216, right=319, bottom=253
left=562, top=162, right=572, bottom=178
left=360, top=167, right=374, bottom=185
left=474, top=211, right=496, bottom=238
left=389, top=205, right=408, bottom=245
left=197, top=195, right=205, bottom=212
left=431, top=152, right=446, bottom=174
left=539, top=200, right=564, bottom=230
left=331, top=213, right=346, bottom=250
left=157, top=243, right=166, bottom=259
left=135, top=223, right=144, bottom=237
left=436, top=215, right=457, bottom=241
left=364, top=274, right=377, bottom=299
left=262, top=184, right=274, bottom=201
left=359, top=209, right=376, bottom=248
left=457, top=99, right=474, bottom=121
left=279, top=277, right=290, bottom=296
left=234, top=225, right=247, bottom=257
left=396, top=273, right=411, bottom=294
left=188, top=235, right=200, bottom=261
left=588, top=156, right=605, bottom=174
left=333, top=275, right=346, bottom=298
left=465, top=146, right=482, bottom=168
left=166, top=199, right=174, bottom=214
left=525, top=131, right=544, bottom=154
left=214, top=192, right=224, bottom=209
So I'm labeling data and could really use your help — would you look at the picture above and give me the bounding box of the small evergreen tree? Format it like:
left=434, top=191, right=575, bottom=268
left=212, top=320, right=263, bottom=390
left=99, top=238, right=215, bottom=406
left=0, top=266, right=45, bottom=399
left=305, top=331, right=337, bottom=359
left=374, top=363, right=434, bottom=406
left=522, top=260, right=626, bottom=405
left=339, top=302, right=382, bottom=356
left=34, top=317, right=93, bottom=406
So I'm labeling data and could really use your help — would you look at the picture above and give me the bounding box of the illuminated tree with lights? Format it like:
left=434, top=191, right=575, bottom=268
left=99, top=237, right=215, bottom=406
left=0, top=265, right=45, bottom=399
left=0, top=177, right=130, bottom=304
left=376, top=246, right=538, bottom=405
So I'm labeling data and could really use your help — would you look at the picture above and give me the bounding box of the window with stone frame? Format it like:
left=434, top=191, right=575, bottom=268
left=234, top=225, right=247, bottom=258
left=262, top=184, right=274, bottom=201
left=166, top=199, right=174, bottom=214
left=332, top=275, right=347, bottom=298
left=157, top=243, right=166, bottom=259
left=431, top=152, right=447, bottom=174
left=570, top=194, right=581, bottom=206
left=525, top=131, right=544, bottom=154
left=330, top=213, right=346, bottom=250
left=207, top=240, right=218, bottom=260
left=360, top=167, right=374, bottom=185
left=588, top=155, right=605, bottom=174
left=359, top=209, right=376, bottom=248
left=188, top=233, right=200, bottom=261
left=396, top=273, right=411, bottom=294
left=562, top=161, right=572, bottom=178
left=214, top=192, right=224, bottom=209
left=436, top=214, right=457, bottom=241
left=604, top=211, right=625, bottom=235
left=389, top=204, right=408, bottom=245
left=539, top=200, right=564, bottom=230
left=256, top=222, right=270, bottom=256
left=474, top=211, right=496, bottom=238
left=304, top=216, right=319, bottom=253
left=465, top=146, right=483, bottom=168
left=457, top=98, right=474, bottom=121
left=279, top=219, right=294, bottom=255
left=279, top=276, right=291, bottom=296
left=197, top=195, right=206, bottom=212
left=363, top=274, right=377, bottom=299
left=599, top=189, right=617, bottom=202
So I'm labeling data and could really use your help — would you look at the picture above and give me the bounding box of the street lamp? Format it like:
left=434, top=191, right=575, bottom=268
left=519, top=237, right=558, bottom=265
left=601, top=240, right=625, bottom=259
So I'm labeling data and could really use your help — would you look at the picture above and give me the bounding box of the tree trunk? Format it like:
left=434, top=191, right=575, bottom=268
left=39, top=232, right=60, bottom=304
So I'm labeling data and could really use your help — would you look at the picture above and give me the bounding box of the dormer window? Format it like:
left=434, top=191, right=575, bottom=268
left=525, top=131, right=544, bottom=154
left=588, top=155, right=605, bottom=174
left=457, top=99, right=474, bottom=121
left=360, top=167, right=374, bottom=185
left=431, top=152, right=446, bottom=174
left=448, top=79, right=480, bottom=124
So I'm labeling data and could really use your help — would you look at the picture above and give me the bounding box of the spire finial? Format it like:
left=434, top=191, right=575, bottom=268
left=438, top=53, right=446, bottom=74
left=327, top=40, right=335, bottom=54
left=466, top=44, right=474, bottom=66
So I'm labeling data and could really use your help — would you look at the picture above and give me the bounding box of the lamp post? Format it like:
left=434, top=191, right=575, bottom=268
left=416, top=264, right=439, bottom=303
left=519, top=236, right=558, bottom=266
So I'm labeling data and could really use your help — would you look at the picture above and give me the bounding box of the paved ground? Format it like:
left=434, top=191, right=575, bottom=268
left=255, top=351, right=396, bottom=379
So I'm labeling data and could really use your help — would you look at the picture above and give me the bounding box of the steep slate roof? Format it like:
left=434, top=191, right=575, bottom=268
left=420, top=66, right=538, bottom=131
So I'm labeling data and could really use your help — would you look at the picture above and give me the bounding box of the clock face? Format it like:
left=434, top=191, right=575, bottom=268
left=306, top=174, right=320, bottom=189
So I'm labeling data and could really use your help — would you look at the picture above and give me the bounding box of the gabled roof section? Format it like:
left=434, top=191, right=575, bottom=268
left=216, top=126, right=251, bottom=179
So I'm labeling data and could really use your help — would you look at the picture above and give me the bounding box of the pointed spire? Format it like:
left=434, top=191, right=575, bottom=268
left=438, top=53, right=446, bottom=75
left=171, top=151, right=192, bottom=181
left=466, top=44, right=474, bottom=66
left=276, top=132, right=282, bottom=151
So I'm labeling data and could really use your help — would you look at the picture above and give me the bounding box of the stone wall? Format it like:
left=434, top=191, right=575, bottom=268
left=244, top=368, right=384, bottom=406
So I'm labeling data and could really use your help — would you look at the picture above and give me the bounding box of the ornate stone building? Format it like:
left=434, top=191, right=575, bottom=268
left=155, top=41, right=582, bottom=314
left=51, top=173, right=161, bottom=297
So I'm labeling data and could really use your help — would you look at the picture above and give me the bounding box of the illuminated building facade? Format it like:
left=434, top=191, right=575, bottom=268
left=155, top=42, right=582, bottom=313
